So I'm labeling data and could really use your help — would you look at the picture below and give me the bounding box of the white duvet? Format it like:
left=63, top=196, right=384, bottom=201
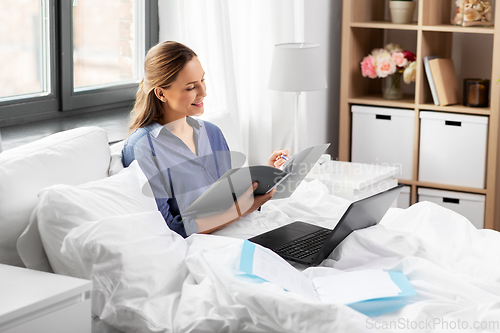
left=61, top=180, right=500, bottom=333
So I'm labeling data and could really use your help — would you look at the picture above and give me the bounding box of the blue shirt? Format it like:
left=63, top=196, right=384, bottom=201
left=122, top=117, right=231, bottom=237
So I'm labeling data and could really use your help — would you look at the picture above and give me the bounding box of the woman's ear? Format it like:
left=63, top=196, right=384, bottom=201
left=154, top=87, right=167, bottom=102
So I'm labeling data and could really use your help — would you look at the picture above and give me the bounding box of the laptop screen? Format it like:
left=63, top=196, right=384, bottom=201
left=312, top=184, right=403, bottom=266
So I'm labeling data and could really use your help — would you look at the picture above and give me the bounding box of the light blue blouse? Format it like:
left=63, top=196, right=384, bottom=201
left=122, top=117, right=231, bottom=237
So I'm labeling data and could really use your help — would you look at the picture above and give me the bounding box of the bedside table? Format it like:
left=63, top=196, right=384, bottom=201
left=306, top=160, right=399, bottom=201
left=0, top=264, right=92, bottom=333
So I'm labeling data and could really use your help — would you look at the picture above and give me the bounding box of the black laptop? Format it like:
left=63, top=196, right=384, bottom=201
left=249, top=184, right=404, bottom=266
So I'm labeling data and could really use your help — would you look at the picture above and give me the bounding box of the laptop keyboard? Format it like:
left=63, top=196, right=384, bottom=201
left=272, top=229, right=331, bottom=259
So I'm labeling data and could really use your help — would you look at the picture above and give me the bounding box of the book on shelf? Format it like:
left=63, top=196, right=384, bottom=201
left=423, top=56, right=440, bottom=106
left=428, top=58, right=461, bottom=106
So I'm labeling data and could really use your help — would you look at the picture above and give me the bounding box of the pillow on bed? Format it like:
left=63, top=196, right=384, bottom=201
left=108, top=139, right=125, bottom=176
left=61, top=211, right=188, bottom=331
left=34, top=161, right=159, bottom=277
left=1, top=126, right=110, bottom=267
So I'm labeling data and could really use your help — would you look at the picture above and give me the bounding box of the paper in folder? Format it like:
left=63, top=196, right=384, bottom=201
left=346, top=271, right=417, bottom=317
left=182, top=144, right=330, bottom=218
left=238, top=240, right=416, bottom=317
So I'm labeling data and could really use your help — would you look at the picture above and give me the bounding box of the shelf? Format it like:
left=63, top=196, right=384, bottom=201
left=398, top=179, right=488, bottom=195
left=417, top=103, right=491, bottom=116
left=351, top=21, right=419, bottom=30
left=421, top=25, right=495, bottom=34
left=351, top=23, right=494, bottom=34
left=340, top=0, right=500, bottom=230
left=349, top=94, right=415, bottom=109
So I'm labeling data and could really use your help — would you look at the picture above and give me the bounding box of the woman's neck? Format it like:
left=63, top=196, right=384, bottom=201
left=162, top=116, right=190, bottom=134
left=161, top=115, right=196, bottom=155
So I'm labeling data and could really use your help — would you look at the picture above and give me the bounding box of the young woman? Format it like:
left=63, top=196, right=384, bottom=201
left=122, top=41, right=288, bottom=238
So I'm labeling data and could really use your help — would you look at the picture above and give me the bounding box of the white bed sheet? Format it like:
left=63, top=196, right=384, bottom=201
left=63, top=180, right=500, bottom=333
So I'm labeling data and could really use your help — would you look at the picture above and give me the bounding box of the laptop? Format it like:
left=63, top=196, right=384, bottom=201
left=248, top=184, right=404, bottom=266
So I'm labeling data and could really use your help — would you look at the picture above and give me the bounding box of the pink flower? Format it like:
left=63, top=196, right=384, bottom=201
left=392, top=51, right=408, bottom=68
left=360, top=56, right=377, bottom=79
left=375, top=54, right=396, bottom=78
left=359, top=44, right=417, bottom=83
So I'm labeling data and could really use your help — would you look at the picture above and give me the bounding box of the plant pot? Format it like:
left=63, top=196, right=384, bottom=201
left=389, top=1, right=416, bottom=24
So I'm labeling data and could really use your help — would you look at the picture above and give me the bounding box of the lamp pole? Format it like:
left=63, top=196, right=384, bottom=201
left=294, top=91, right=301, bottom=155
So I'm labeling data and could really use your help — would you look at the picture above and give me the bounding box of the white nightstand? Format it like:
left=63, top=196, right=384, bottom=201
left=306, top=160, right=399, bottom=201
left=0, top=264, right=92, bottom=333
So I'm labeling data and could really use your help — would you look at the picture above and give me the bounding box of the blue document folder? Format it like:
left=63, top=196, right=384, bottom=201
left=347, top=271, right=416, bottom=317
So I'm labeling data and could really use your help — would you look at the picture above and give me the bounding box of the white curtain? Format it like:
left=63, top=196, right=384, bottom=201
left=159, top=0, right=301, bottom=165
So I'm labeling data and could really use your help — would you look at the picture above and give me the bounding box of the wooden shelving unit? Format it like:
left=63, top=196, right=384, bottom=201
left=339, top=0, right=500, bottom=230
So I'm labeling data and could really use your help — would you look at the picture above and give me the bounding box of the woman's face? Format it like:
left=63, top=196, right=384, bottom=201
left=156, top=57, right=207, bottom=121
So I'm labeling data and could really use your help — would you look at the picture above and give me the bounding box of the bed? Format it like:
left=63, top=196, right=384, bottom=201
left=1, top=113, right=500, bottom=333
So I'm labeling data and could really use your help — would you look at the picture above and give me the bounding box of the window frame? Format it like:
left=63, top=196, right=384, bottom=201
left=0, top=0, right=59, bottom=121
left=0, top=0, right=158, bottom=126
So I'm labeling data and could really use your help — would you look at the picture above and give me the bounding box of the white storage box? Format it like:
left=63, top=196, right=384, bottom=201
left=417, top=188, right=485, bottom=229
left=419, top=111, right=488, bottom=188
left=351, top=105, right=415, bottom=180
left=306, top=160, right=398, bottom=201
left=396, top=186, right=411, bottom=209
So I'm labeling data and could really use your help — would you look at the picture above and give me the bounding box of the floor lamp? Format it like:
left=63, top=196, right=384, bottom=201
left=268, top=43, right=327, bottom=154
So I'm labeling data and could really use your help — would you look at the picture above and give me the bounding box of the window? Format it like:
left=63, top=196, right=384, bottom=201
left=0, top=0, right=158, bottom=125
left=0, top=0, right=51, bottom=102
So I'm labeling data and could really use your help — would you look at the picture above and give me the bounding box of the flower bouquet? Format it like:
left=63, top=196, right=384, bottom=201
left=360, top=43, right=417, bottom=100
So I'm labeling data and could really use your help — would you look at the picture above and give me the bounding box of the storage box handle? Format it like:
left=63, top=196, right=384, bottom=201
left=376, top=114, right=391, bottom=120
left=443, top=197, right=460, bottom=204
left=445, top=120, right=461, bottom=127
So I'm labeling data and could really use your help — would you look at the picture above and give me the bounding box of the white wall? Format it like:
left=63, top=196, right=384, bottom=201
left=304, top=0, right=342, bottom=159
left=158, top=0, right=342, bottom=159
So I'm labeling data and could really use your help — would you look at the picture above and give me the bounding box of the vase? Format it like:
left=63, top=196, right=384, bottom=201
left=389, top=1, right=416, bottom=24
left=382, top=73, right=403, bottom=100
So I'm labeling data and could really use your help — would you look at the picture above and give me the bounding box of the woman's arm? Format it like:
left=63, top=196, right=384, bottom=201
left=194, top=182, right=275, bottom=234
left=194, top=148, right=290, bottom=233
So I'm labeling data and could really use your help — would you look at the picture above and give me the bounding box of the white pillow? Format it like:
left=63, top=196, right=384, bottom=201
left=108, top=140, right=125, bottom=176
left=61, top=211, right=188, bottom=331
left=35, top=161, right=159, bottom=276
left=0, top=127, right=110, bottom=267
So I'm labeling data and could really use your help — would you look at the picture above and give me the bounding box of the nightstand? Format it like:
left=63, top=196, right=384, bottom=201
left=306, top=160, right=399, bottom=201
left=0, top=264, right=92, bottom=333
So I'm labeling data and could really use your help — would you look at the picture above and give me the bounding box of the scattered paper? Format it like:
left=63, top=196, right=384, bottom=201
left=240, top=240, right=318, bottom=300
left=313, top=269, right=401, bottom=304
left=240, top=240, right=413, bottom=307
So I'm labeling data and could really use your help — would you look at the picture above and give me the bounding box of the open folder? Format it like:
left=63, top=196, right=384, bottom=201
left=239, top=240, right=416, bottom=317
left=182, top=143, right=330, bottom=219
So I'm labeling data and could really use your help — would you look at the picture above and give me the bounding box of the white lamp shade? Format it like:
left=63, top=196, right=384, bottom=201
left=268, top=43, right=327, bottom=92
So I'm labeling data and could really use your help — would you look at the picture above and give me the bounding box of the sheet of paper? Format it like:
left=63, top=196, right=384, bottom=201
left=239, top=240, right=318, bottom=300
left=347, top=271, right=417, bottom=317
left=312, top=269, right=402, bottom=304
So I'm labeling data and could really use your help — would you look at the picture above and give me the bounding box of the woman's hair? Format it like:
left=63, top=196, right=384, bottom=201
left=129, top=41, right=197, bottom=133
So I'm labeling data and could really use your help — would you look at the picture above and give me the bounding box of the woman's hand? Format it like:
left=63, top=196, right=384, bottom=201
left=235, top=182, right=276, bottom=217
left=196, top=182, right=275, bottom=234
left=267, top=149, right=290, bottom=169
